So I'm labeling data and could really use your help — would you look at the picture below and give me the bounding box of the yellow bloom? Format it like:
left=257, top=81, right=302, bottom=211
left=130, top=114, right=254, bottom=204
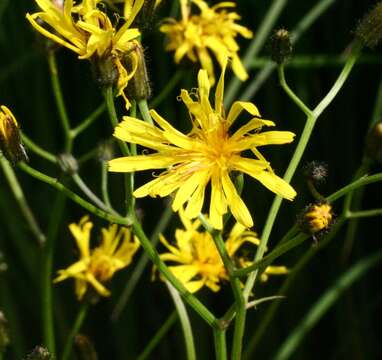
left=159, top=210, right=286, bottom=293
left=54, top=216, right=139, bottom=300
left=0, top=106, right=28, bottom=164
left=109, top=58, right=296, bottom=229
left=160, top=0, right=252, bottom=84
left=26, top=0, right=144, bottom=108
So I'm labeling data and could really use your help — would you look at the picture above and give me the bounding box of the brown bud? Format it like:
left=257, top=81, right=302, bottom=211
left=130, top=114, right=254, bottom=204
left=355, top=3, right=382, bottom=48
left=270, top=28, right=293, bottom=64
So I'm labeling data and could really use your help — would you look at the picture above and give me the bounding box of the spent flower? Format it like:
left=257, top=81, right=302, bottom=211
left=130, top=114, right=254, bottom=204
left=26, top=0, right=145, bottom=108
left=160, top=0, right=253, bottom=84
left=54, top=216, right=139, bottom=300
left=109, top=57, right=296, bottom=229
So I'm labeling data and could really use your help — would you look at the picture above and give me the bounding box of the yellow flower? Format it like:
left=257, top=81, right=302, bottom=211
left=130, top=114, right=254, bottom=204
left=109, top=58, right=296, bottom=229
left=300, top=201, right=334, bottom=234
left=0, top=106, right=28, bottom=164
left=54, top=216, right=139, bottom=300
left=159, top=210, right=286, bottom=293
left=26, top=0, right=144, bottom=108
left=160, top=0, right=253, bottom=84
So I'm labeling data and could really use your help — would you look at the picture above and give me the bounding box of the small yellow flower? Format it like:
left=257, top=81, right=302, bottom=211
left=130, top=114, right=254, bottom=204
left=26, top=0, right=144, bottom=108
left=160, top=0, right=253, bottom=84
left=159, top=211, right=259, bottom=293
left=109, top=58, right=296, bottom=229
left=0, top=106, right=28, bottom=164
left=300, top=201, right=334, bottom=234
left=159, top=210, right=287, bottom=293
left=54, top=216, right=140, bottom=300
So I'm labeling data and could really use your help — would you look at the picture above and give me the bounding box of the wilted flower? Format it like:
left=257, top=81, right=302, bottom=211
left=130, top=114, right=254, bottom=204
left=26, top=0, right=145, bottom=108
left=160, top=0, right=253, bottom=84
left=54, top=216, right=139, bottom=300
left=109, top=57, right=296, bottom=229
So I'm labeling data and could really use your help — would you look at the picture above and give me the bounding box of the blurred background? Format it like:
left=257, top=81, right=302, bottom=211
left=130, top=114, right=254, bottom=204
left=0, top=0, right=381, bottom=359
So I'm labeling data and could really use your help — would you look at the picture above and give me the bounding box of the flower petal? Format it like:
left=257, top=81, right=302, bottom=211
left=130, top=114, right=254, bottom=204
left=108, top=154, right=176, bottom=172
left=252, top=171, right=297, bottom=200
left=226, top=101, right=261, bottom=125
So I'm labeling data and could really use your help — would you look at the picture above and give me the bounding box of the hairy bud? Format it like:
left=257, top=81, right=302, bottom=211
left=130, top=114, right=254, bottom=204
left=270, top=28, right=292, bottom=64
left=355, top=3, right=382, bottom=48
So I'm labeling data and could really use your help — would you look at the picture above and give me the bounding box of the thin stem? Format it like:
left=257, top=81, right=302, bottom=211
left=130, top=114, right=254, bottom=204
left=61, top=302, right=89, bottom=360
left=138, top=99, right=153, bottom=124
left=111, top=203, right=173, bottom=321
left=72, top=173, right=118, bottom=215
left=347, top=209, right=382, bottom=219
left=0, top=156, right=46, bottom=245
left=211, top=232, right=245, bottom=360
left=21, top=132, right=57, bottom=164
left=101, top=161, right=112, bottom=209
left=47, top=51, right=72, bottom=152
left=131, top=215, right=218, bottom=328
left=103, top=87, right=130, bottom=156
left=277, top=64, right=313, bottom=117
left=71, top=103, right=106, bottom=138
left=244, top=43, right=361, bottom=298
left=136, top=311, right=178, bottom=360
left=150, top=69, right=184, bottom=108
left=224, top=0, right=288, bottom=106
left=18, top=162, right=132, bottom=226
left=166, top=282, right=196, bottom=360
left=213, top=329, right=228, bottom=360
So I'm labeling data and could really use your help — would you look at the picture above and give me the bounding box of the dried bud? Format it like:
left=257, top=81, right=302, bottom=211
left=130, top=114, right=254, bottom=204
left=270, top=28, right=292, bottom=64
left=365, top=121, right=382, bottom=163
left=303, top=161, right=329, bottom=184
left=298, top=201, right=334, bottom=236
left=0, top=311, right=10, bottom=353
left=135, top=0, right=159, bottom=29
left=98, top=140, right=115, bottom=162
left=124, top=42, right=151, bottom=101
left=355, top=3, right=382, bottom=48
left=24, top=346, right=52, bottom=360
left=58, top=153, right=79, bottom=175
left=0, top=105, right=28, bottom=165
left=75, top=335, right=98, bottom=360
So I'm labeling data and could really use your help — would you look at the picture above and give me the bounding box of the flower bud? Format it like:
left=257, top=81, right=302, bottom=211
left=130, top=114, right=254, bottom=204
left=58, top=153, right=79, bottom=175
left=124, top=42, right=151, bottom=101
left=355, top=3, right=382, bottom=48
left=0, top=106, right=28, bottom=165
left=92, top=55, right=119, bottom=88
left=24, top=346, right=52, bottom=360
left=298, top=201, right=334, bottom=236
left=303, top=161, right=329, bottom=184
left=365, top=120, right=382, bottom=163
left=74, top=334, right=98, bottom=360
left=0, top=311, right=10, bottom=353
left=270, top=28, right=292, bottom=64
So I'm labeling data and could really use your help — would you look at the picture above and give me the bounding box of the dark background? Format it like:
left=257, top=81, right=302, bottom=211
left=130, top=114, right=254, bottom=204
left=0, top=0, right=381, bottom=359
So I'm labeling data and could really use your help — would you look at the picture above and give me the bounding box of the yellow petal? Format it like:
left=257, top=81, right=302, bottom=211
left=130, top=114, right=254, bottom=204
left=184, top=171, right=210, bottom=218
left=214, top=55, right=228, bottom=115
left=108, top=154, right=176, bottom=172
left=172, top=171, right=203, bottom=212
left=231, top=53, right=248, bottom=81
left=252, top=171, right=297, bottom=200
left=226, top=101, right=261, bottom=126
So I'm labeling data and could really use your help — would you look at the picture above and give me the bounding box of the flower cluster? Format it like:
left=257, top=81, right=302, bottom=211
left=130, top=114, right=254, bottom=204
left=160, top=0, right=253, bottom=84
left=26, top=0, right=145, bottom=108
left=158, top=210, right=288, bottom=293
left=54, top=216, right=140, bottom=300
left=109, top=58, right=296, bottom=229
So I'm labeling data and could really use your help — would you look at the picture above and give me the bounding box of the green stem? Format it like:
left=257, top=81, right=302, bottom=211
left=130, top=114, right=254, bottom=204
left=18, top=162, right=132, bottom=226
left=61, top=302, right=89, bottom=360
left=71, top=103, right=106, bottom=138
left=224, top=0, right=288, bottom=106
left=47, top=51, right=72, bottom=152
left=213, top=329, right=228, bottom=360
left=150, top=69, right=184, bottom=108
left=212, top=232, right=245, bottom=360
left=101, top=161, right=112, bottom=210
left=21, top=132, right=57, bottom=164
left=277, top=65, right=313, bottom=117
left=72, top=173, right=118, bottom=215
left=166, top=282, right=196, bottom=360
left=138, top=99, right=153, bottom=124
left=0, top=156, right=46, bottom=245
left=136, top=311, right=178, bottom=360
left=131, top=215, right=218, bottom=327
left=243, top=43, right=361, bottom=299
left=111, top=203, right=173, bottom=321
left=347, top=209, right=382, bottom=219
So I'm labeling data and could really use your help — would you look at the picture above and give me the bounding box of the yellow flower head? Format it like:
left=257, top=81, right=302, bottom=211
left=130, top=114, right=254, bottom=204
left=160, top=0, right=253, bottom=84
left=0, top=106, right=28, bottom=164
left=159, top=210, right=286, bottom=293
left=26, top=0, right=144, bottom=108
left=300, top=201, right=334, bottom=235
left=54, top=216, right=140, bottom=300
left=109, top=58, right=296, bottom=229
